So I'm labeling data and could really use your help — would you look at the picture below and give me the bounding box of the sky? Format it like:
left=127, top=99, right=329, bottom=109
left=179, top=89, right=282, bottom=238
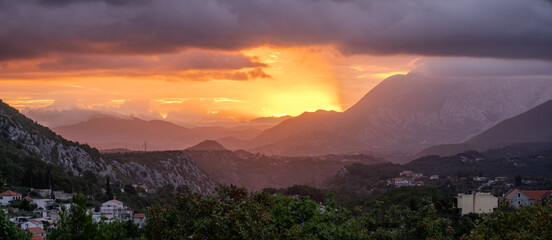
left=1, top=0, right=552, bottom=127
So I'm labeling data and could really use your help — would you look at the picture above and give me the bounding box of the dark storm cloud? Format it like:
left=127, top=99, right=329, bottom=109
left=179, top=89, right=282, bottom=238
left=34, top=51, right=265, bottom=72
left=412, top=57, right=552, bottom=77
left=1, top=0, right=552, bottom=61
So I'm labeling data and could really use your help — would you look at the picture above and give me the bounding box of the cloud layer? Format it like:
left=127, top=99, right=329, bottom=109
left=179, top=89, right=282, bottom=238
left=1, top=0, right=552, bottom=61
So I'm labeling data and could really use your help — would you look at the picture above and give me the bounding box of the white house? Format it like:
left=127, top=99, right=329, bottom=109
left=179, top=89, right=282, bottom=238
left=504, top=189, right=552, bottom=208
left=100, top=200, right=132, bottom=221
left=32, top=189, right=52, bottom=198
left=390, top=178, right=413, bottom=187
left=53, top=191, right=73, bottom=201
left=133, top=213, right=146, bottom=228
left=429, top=175, right=439, bottom=180
left=0, top=190, right=22, bottom=206
left=473, top=177, right=487, bottom=182
left=32, top=199, right=54, bottom=210
left=20, top=220, right=42, bottom=230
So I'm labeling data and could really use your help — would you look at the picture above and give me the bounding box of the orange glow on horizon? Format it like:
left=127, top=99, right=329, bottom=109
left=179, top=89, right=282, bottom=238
left=0, top=46, right=416, bottom=126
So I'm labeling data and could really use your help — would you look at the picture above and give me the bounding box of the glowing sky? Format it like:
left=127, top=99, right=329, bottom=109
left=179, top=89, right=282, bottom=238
left=0, top=45, right=414, bottom=126
left=1, top=0, right=551, bottom=127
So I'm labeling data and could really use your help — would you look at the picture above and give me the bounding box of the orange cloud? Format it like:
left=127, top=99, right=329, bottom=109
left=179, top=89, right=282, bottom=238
left=0, top=50, right=269, bottom=81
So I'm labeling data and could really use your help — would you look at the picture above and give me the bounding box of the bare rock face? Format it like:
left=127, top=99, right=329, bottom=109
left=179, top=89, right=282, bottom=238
left=0, top=100, right=215, bottom=194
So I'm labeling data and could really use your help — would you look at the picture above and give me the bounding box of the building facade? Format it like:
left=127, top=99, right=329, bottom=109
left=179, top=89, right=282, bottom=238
left=0, top=190, right=22, bottom=206
left=505, top=189, right=552, bottom=208
left=456, top=192, right=498, bottom=215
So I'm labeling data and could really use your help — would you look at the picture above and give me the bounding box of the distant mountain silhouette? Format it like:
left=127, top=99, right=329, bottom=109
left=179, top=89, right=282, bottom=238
left=53, top=116, right=270, bottom=151
left=419, top=100, right=552, bottom=156
left=247, top=74, right=552, bottom=157
left=187, top=140, right=227, bottom=151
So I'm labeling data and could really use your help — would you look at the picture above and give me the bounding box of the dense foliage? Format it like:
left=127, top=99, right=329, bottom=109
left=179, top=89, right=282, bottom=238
left=467, top=200, right=552, bottom=239
left=143, top=185, right=552, bottom=240
left=0, top=210, right=30, bottom=240
left=146, top=185, right=457, bottom=240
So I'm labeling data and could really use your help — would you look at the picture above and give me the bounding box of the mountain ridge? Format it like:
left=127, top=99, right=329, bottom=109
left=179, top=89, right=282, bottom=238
left=0, top=100, right=216, bottom=193
left=246, top=74, right=552, bottom=158
left=418, top=100, right=552, bottom=157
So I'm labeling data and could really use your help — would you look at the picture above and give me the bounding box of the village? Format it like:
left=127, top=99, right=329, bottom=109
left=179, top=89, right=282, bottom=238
left=1, top=186, right=148, bottom=240
left=386, top=170, right=552, bottom=215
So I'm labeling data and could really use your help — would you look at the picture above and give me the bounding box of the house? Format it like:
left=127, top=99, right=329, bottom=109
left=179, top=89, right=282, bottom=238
left=53, top=191, right=73, bottom=201
left=495, top=176, right=508, bottom=182
left=412, top=173, right=424, bottom=179
left=0, top=190, right=22, bottom=206
left=31, top=235, right=44, bottom=240
left=473, top=177, right=487, bottom=182
left=21, top=220, right=42, bottom=230
left=27, top=227, right=46, bottom=239
left=32, top=189, right=52, bottom=198
left=430, top=175, right=439, bottom=180
left=100, top=200, right=132, bottom=221
left=133, top=213, right=146, bottom=227
left=33, top=199, right=55, bottom=210
left=400, top=171, right=413, bottom=177
left=456, top=192, right=498, bottom=215
left=504, top=189, right=552, bottom=208
left=389, top=178, right=412, bottom=187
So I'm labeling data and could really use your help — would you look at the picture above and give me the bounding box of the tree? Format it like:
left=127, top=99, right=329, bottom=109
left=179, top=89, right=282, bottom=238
left=50, top=193, right=133, bottom=240
left=105, top=176, right=113, bottom=201
left=0, top=169, right=6, bottom=190
left=50, top=193, right=99, bottom=240
left=515, top=175, right=522, bottom=187
left=466, top=202, right=552, bottom=239
left=0, top=210, right=30, bottom=240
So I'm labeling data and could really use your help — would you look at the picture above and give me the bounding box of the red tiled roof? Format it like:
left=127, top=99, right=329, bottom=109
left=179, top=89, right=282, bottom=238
left=28, top=227, right=46, bottom=234
left=30, top=220, right=42, bottom=225
left=25, top=196, right=33, bottom=201
left=31, top=235, right=44, bottom=240
left=521, top=190, right=552, bottom=201
left=134, top=213, right=146, bottom=219
left=107, top=199, right=123, bottom=205
left=0, top=190, right=21, bottom=196
left=505, top=189, right=520, bottom=199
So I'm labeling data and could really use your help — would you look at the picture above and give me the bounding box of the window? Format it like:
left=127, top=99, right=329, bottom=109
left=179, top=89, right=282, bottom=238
left=518, top=193, right=521, bottom=198
left=518, top=201, right=521, bottom=205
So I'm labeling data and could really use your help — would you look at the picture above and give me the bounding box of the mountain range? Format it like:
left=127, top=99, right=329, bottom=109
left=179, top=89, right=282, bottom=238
left=53, top=116, right=270, bottom=151
left=241, top=74, right=552, bottom=158
left=44, top=74, right=552, bottom=164
left=418, top=100, right=552, bottom=157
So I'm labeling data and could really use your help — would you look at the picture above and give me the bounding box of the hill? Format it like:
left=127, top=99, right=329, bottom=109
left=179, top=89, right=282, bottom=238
left=0, top=100, right=215, bottom=193
left=183, top=148, right=385, bottom=191
left=419, top=100, right=552, bottom=156
left=186, top=140, right=227, bottom=151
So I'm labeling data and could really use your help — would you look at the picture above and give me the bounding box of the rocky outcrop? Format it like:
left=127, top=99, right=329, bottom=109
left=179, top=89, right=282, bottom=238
left=0, top=100, right=215, bottom=194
